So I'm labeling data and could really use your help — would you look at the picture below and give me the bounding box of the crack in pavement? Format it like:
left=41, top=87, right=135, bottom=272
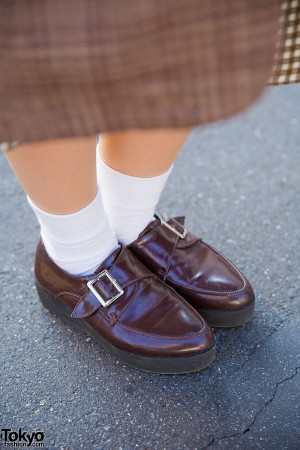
left=215, top=322, right=285, bottom=381
left=203, top=367, right=300, bottom=449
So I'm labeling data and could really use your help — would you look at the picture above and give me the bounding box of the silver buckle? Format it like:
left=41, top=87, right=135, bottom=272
left=87, top=269, right=124, bottom=307
left=156, top=213, right=187, bottom=239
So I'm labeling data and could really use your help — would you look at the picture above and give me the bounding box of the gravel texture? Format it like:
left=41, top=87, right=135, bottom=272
left=1, top=84, right=299, bottom=449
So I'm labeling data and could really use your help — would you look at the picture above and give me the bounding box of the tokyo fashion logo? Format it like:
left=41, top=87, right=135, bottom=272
left=0, top=428, right=45, bottom=447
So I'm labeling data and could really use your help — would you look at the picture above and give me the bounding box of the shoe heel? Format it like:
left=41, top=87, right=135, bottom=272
left=35, top=280, right=73, bottom=321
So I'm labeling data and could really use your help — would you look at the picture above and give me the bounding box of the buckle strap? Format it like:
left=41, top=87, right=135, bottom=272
left=156, top=212, right=187, bottom=239
left=155, top=213, right=199, bottom=250
left=154, top=213, right=199, bottom=280
left=154, top=213, right=183, bottom=281
left=71, top=247, right=152, bottom=319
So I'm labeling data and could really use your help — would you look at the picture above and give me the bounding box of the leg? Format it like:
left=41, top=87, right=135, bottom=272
left=100, top=127, right=193, bottom=177
left=6, top=136, right=118, bottom=274
left=97, top=127, right=192, bottom=244
left=6, top=136, right=97, bottom=214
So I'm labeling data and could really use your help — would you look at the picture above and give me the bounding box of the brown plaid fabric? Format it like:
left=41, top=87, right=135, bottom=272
left=0, top=0, right=281, bottom=145
left=270, top=0, right=300, bottom=84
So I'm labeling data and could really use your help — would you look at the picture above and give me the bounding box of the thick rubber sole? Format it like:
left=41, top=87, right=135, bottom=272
left=35, top=281, right=216, bottom=374
left=196, top=299, right=255, bottom=328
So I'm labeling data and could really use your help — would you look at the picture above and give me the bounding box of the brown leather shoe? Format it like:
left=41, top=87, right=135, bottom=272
left=129, top=214, right=255, bottom=328
left=34, top=239, right=215, bottom=374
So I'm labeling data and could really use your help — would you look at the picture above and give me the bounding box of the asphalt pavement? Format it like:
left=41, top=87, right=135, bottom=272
left=1, top=84, right=300, bottom=449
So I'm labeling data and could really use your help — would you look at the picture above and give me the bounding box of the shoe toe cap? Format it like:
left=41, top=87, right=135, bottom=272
left=172, top=241, right=255, bottom=312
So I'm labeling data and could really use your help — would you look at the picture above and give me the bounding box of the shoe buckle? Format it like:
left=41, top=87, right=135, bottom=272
left=87, top=269, right=124, bottom=307
left=156, top=213, right=187, bottom=239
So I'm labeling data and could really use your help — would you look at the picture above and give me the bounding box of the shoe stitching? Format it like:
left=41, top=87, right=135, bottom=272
left=163, top=235, right=179, bottom=282
left=113, top=321, right=207, bottom=340
left=113, top=282, right=138, bottom=318
left=141, top=220, right=187, bottom=280
left=56, top=291, right=81, bottom=299
left=95, top=283, right=138, bottom=324
left=71, top=298, right=101, bottom=319
left=170, top=279, right=248, bottom=297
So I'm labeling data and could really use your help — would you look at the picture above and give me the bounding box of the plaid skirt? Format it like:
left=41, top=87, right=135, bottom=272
left=0, top=0, right=298, bottom=146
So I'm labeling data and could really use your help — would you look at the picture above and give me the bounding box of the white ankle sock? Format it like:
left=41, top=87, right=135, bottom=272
left=96, top=145, right=172, bottom=245
left=27, top=188, right=119, bottom=275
